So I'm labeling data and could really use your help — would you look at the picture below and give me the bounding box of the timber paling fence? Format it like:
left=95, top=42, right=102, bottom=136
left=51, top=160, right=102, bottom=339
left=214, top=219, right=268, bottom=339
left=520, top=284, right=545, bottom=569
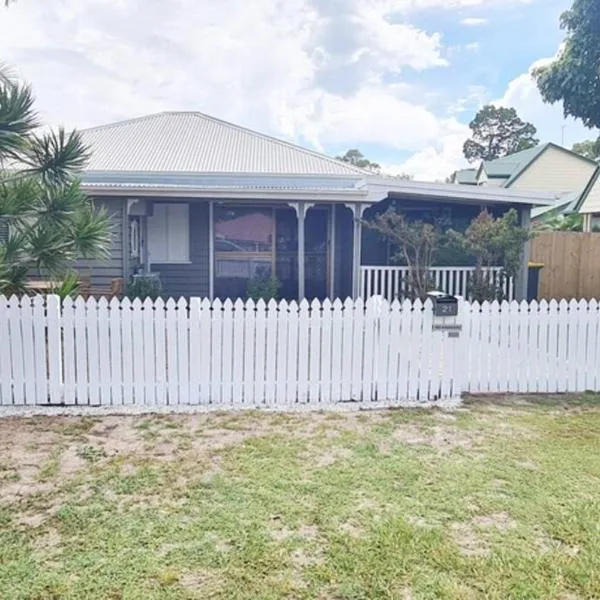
left=0, top=295, right=599, bottom=409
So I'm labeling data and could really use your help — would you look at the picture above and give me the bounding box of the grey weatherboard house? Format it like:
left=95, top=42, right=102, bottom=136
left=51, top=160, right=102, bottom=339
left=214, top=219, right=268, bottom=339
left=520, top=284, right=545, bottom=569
left=77, top=112, right=556, bottom=301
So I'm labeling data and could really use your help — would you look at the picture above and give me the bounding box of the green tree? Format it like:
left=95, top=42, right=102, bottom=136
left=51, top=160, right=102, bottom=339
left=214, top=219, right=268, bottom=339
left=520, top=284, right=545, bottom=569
left=448, top=209, right=531, bottom=302
left=365, top=209, right=440, bottom=300
left=463, top=105, right=539, bottom=162
left=572, top=138, right=600, bottom=162
left=336, top=149, right=381, bottom=173
left=0, top=68, right=110, bottom=295
left=534, top=0, right=600, bottom=130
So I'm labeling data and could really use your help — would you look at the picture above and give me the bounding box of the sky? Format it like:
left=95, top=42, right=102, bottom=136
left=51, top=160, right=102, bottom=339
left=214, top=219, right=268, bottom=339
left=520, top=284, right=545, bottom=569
left=0, top=0, right=597, bottom=181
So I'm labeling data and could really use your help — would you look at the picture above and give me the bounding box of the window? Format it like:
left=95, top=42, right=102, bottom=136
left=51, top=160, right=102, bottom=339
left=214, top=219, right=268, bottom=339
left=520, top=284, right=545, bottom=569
left=147, top=203, right=189, bottom=264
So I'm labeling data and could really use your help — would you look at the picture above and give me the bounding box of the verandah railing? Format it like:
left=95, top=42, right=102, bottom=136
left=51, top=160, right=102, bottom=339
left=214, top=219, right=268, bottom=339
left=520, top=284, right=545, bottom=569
left=359, top=266, right=514, bottom=301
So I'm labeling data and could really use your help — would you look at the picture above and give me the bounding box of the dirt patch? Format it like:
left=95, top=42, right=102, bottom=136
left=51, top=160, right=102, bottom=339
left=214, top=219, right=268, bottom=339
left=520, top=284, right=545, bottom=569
left=392, top=424, right=477, bottom=453
left=472, top=512, right=516, bottom=532
left=451, top=523, right=491, bottom=557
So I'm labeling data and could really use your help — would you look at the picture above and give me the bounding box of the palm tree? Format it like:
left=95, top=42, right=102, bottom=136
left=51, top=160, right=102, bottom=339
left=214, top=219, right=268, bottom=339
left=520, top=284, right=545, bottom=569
left=0, top=66, right=110, bottom=295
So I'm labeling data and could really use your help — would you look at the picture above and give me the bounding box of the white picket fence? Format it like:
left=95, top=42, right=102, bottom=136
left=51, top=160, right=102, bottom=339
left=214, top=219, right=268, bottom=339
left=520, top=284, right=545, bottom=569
left=0, top=295, right=599, bottom=410
left=360, top=266, right=514, bottom=302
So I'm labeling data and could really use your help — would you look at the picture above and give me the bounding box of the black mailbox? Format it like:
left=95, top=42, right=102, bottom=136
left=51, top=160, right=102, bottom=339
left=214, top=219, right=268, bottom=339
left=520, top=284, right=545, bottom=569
left=427, top=292, right=459, bottom=317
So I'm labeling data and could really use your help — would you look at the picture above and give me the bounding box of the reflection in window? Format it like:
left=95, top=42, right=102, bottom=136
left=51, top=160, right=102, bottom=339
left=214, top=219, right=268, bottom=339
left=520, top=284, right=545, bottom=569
left=215, top=208, right=273, bottom=252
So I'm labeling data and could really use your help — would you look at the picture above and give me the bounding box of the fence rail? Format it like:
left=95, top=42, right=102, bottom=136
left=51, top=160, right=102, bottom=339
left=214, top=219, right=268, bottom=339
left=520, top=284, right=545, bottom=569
left=360, top=266, right=514, bottom=301
left=0, top=295, right=599, bottom=409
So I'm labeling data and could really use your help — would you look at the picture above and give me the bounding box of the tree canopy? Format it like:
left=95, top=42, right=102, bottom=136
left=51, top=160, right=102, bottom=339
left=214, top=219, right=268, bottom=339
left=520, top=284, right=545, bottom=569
left=572, top=139, right=600, bottom=162
left=0, top=68, right=110, bottom=295
left=336, top=149, right=381, bottom=173
left=534, top=0, right=600, bottom=130
left=463, top=105, right=539, bottom=162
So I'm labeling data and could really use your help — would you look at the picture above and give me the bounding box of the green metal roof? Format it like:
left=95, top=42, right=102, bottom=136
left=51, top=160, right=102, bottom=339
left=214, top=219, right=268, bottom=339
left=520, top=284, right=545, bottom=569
left=453, top=168, right=478, bottom=184
left=482, top=144, right=549, bottom=180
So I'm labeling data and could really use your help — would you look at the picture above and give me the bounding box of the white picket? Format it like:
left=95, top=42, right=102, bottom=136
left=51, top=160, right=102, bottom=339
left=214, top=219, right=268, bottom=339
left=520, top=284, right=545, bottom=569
left=340, top=298, right=354, bottom=401
left=516, top=300, right=530, bottom=393
left=154, top=297, right=167, bottom=405
left=109, top=297, right=123, bottom=405
left=8, top=296, right=25, bottom=405
left=264, top=299, right=278, bottom=405
left=189, top=298, right=201, bottom=404
left=320, top=299, right=332, bottom=404
left=330, top=299, right=343, bottom=402
left=407, top=300, right=422, bottom=401
left=177, top=298, right=189, bottom=405
left=242, top=299, right=256, bottom=405
left=419, top=300, right=433, bottom=401
left=232, top=299, right=246, bottom=405
left=21, top=296, right=37, bottom=405
left=527, top=300, right=540, bottom=393
left=210, top=299, right=223, bottom=405
left=46, top=295, right=62, bottom=404
left=143, top=297, right=156, bottom=406
left=276, top=300, right=289, bottom=404
left=298, top=299, right=310, bottom=403
left=547, top=300, right=560, bottom=393
left=130, top=298, right=144, bottom=404
left=537, top=300, right=550, bottom=393
left=32, top=294, right=49, bottom=404
left=556, top=299, right=570, bottom=392
left=98, top=298, right=111, bottom=405
left=397, top=299, right=413, bottom=401
left=350, top=297, right=364, bottom=401
left=73, top=297, right=88, bottom=405
left=61, top=296, right=77, bottom=404
left=427, top=302, right=443, bottom=401
left=309, top=298, right=322, bottom=403
left=86, top=297, right=100, bottom=405
left=120, top=298, right=134, bottom=405
left=576, top=299, right=589, bottom=392
left=386, top=300, right=402, bottom=403
left=376, top=298, right=391, bottom=402
left=199, top=298, right=212, bottom=404
left=287, top=300, right=299, bottom=404
left=165, top=298, right=178, bottom=405
left=221, top=299, right=234, bottom=405
left=254, top=299, right=266, bottom=404
left=585, top=299, right=599, bottom=391
left=565, top=299, right=580, bottom=392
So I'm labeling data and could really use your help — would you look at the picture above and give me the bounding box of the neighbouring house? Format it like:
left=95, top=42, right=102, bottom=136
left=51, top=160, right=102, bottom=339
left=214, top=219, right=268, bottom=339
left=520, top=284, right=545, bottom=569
left=452, top=142, right=599, bottom=230
left=76, top=112, right=555, bottom=302
left=573, top=168, right=600, bottom=231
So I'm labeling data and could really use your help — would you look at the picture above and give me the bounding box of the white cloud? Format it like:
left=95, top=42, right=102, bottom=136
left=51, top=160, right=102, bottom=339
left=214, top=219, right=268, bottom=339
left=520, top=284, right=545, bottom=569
left=381, top=127, right=470, bottom=181
left=494, top=57, right=597, bottom=148
left=460, top=17, right=489, bottom=26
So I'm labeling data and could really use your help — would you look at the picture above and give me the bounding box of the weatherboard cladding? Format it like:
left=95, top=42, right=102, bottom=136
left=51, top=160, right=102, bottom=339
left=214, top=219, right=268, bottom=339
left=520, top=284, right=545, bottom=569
left=80, top=112, right=365, bottom=176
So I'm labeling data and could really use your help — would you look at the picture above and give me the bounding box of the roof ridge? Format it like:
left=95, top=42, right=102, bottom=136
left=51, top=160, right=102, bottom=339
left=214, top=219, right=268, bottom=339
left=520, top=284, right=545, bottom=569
left=81, top=111, right=368, bottom=176
left=80, top=112, right=169, bottom=133
left=182, top=111, right=369, bottom=175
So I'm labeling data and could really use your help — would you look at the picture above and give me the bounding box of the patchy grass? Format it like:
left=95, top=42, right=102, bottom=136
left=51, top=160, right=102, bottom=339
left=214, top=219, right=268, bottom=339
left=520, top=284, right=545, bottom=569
left=1, top=396, right=600, bottom=599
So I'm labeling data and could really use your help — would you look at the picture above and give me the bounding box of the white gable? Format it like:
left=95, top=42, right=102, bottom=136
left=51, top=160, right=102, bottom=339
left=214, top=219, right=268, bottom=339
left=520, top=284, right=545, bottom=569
left=509, top=146, right=596, bottom=194
left=579, top=174, right=600, bottom=214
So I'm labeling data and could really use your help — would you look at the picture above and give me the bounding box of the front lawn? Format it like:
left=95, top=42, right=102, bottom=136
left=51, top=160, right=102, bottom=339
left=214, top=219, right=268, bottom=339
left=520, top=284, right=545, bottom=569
left=1, top=396, right=599, bottom=599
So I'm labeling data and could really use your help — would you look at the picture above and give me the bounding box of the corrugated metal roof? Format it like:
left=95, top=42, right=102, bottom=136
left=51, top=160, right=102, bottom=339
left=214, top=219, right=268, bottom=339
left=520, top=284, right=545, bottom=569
left=482, top=145, right=548, bottom=179
left=80, top=112, right=366, bottom=176
left=453, top=168, right=478, bottom=184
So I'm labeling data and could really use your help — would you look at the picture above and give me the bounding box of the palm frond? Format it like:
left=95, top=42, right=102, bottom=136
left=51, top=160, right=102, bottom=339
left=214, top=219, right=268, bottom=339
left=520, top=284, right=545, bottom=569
left=71, top=203, right=112, bottom=259
left=21, top=128, right=90, bottom=184
left=0, top=78, right=39, bottom=158
left=36, top=180, right=87, bottom=229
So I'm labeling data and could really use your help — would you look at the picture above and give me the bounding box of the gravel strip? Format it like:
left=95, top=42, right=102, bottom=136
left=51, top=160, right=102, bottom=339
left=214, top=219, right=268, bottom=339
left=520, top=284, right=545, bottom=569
left=0, top=398, right=462, bottom=419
